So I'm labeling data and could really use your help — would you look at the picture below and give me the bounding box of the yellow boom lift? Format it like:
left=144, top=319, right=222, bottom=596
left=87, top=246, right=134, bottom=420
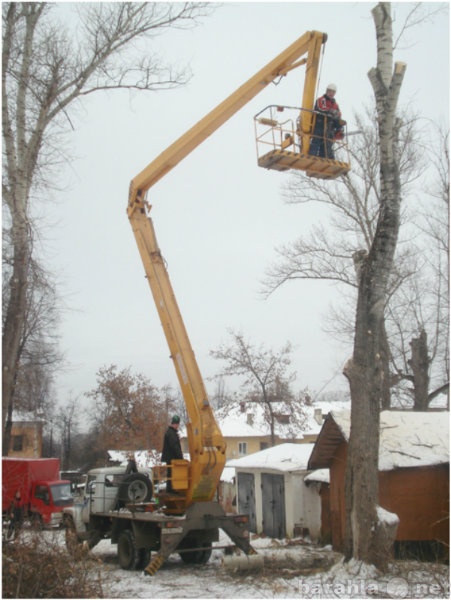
left=128, top=32, right=349, bottom=514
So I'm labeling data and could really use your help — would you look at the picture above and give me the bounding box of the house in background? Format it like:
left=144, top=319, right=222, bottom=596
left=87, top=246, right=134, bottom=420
left=6, top=410, right=45, bottom=458
left=180, top=399, right=351, bottom=461
left=308, top=410, right=449, bottom=556
left=227, top=442, right=321, bottom=540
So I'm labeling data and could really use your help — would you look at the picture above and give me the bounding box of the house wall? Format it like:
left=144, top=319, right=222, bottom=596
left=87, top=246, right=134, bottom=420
left=329, top=442, right=449, bottom=551
left=286, top=474, right=322, bottom=540
left=180, top=436, right=272, bottom=460
left=379, top=464, right=449, bottom=545
left=226, top=437, right=268, bottom=460
left=319, top=483, right=332, bottom=543
left=329, top=441, right=347, bottom=550
left=9, top=422, right=43, bottom=458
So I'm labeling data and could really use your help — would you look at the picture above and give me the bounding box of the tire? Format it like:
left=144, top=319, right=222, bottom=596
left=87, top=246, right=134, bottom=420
left=179, top=541, right=212, bottom=565
left=65, top=517, right=100, bottom=555
left=136, top=547, right=151, bottom=570
left=117, top=529, right=140, bottom=570
left=118, top=473, right=153, bottom=505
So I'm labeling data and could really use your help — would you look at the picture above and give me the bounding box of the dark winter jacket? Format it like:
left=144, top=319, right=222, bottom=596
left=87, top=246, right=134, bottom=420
left=313, top=93, right=342, bottom=136
left=9, top=499, right=24, bottom=523
left=161, top=425, right=183, bottom=464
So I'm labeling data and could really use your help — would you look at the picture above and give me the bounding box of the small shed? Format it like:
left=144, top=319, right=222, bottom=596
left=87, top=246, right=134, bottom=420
left=227, top=443, right=321, bottom=540
left=308, top=410, right=449, bottom=554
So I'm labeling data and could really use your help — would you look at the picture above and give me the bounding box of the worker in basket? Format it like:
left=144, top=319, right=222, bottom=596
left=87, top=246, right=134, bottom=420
left=309, top=83, right=346, bottom=160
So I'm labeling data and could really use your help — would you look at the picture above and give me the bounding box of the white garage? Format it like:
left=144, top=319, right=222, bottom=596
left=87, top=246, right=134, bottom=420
left=227, top=443, right=321, bottom=540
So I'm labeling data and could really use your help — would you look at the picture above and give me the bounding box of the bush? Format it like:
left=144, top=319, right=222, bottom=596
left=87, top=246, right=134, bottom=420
left=2, top=530, right=105, bottom=598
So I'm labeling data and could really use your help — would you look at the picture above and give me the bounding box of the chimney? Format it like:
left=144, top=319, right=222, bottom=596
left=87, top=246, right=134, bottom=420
left=240, top=401, right=246, bottom=413
left=246, top=413, right=254, bottom=426
left=314, top=408, right=323, bottom=425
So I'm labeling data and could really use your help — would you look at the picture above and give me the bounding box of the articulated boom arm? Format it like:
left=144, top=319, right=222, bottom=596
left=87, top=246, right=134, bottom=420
left=128, top=31, right=326, bottom=206
left=128, top=206, right=225, bottom=505
left=128, top=31, right=327, bottom=506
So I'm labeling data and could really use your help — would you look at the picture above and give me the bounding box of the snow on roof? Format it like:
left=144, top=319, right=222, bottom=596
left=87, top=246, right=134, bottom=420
left=219, top=417, right=267, bottom=437
left=226, top=442, right=315, bottom=472
left=213, top=398, right=351, bottom=440
left=330, top=409, right=449, bottom=470
left=304, top=468, right=330, bottom=484
left=302, top=400, right=351, bottom=435
left=11, top=410, right=45, bottom=423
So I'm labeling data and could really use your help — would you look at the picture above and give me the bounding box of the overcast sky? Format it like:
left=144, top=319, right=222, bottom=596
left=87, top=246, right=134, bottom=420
left=41, top=2, right=449, bottom=414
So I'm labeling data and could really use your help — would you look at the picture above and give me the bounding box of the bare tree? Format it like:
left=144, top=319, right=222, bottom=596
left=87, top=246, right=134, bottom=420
left=2, top=2, right=213, bottom=453
left=54, top=396, right=79, bottom=471
left=342, top=2, right=407, bottom=569
left=263, top=105, right=447, bottom=408
left=210, top=329, right=301, bottom=446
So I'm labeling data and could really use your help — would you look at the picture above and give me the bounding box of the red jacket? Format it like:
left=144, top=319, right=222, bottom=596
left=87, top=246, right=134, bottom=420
left=314, top=94, right=341, bottom=118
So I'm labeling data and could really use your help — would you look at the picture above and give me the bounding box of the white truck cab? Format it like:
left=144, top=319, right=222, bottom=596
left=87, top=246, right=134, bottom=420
left=63, top=466, right=153, bottom=547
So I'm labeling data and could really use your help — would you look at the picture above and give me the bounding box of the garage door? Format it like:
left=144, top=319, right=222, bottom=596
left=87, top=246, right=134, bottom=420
left=261, top=473, right=286, bottom=538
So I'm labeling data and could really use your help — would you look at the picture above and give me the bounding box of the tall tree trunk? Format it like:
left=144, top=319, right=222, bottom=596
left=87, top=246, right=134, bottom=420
left=343, top=2, right=406, bottom=569
left=2, top=206, right=31, bottom=455
left=409, top=329, right=430, bottom=410
left=3, top=2, right=210, bottom=453
left=379, top=320, right=391, bottom=409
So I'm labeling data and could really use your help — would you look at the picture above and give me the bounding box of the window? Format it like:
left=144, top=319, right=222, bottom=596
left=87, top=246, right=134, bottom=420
left=12, top=435, right=23, bottom=452
left=35, top=485, right=50, bottom=505
left=275, top=413, right=290, bottom=424
left=238, top=442, right=247, bottom=456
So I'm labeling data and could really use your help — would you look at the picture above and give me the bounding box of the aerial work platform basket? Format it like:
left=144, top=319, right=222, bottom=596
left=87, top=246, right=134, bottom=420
left=254, top=105, right=350, bottom=180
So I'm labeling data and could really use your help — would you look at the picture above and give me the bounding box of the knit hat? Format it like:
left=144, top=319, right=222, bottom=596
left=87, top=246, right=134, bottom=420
left=171, top=415, right=180, bottom=424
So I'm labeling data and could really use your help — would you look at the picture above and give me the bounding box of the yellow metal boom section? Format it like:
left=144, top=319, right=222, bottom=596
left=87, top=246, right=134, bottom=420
left=128, top=31, right=327, bottom=507
left=128, top=204, right=225, bottom=505
left=128, top=31, right=326, bottom=206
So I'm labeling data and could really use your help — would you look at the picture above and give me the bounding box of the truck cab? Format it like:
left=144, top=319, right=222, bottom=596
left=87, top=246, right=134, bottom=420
left=31, top=480, right=73, bottom=526
left=63, top=466, right=153, bottom=548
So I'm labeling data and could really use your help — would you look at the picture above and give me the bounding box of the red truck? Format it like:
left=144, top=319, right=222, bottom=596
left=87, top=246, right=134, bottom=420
left=2, top=458, right=73, bottom=527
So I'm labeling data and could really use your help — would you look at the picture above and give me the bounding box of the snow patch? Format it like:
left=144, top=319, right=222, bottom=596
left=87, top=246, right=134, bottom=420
left=377, top=505, right=400, bottom=527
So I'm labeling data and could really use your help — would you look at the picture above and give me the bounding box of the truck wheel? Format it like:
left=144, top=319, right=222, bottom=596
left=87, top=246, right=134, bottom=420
left=65, top=518, right=100, bottom=555
left=136, top=547, right=151, bottom=570
left=179, top=542, right=212, bottom=564
left=118, top=473, right=153, bottom=505
left=117, top=529, right=140, bottom=570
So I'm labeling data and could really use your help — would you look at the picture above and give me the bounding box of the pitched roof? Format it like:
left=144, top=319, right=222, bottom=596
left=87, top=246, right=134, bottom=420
left=226, top=442, right=315, bottom=473
left=308, top=410, right=449, bottom=471
left=213, top=398, right=351, bottom=440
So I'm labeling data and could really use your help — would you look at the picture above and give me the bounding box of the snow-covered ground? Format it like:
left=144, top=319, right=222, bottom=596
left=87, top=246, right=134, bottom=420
left=7, top=528, right=449, bottom=599
left=88, top=532, right=449, bottom=599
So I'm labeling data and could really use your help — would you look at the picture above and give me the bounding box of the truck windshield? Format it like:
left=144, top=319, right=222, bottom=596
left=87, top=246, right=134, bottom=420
left=50, top=483, right=73, bottom=506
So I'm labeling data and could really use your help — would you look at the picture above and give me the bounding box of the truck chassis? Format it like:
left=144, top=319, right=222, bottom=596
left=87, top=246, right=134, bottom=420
left=65, top=499, right=255, bottom=575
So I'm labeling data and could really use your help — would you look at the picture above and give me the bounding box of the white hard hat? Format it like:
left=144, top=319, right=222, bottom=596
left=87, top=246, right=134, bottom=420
left=326, top=83, right=337, bottom=92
